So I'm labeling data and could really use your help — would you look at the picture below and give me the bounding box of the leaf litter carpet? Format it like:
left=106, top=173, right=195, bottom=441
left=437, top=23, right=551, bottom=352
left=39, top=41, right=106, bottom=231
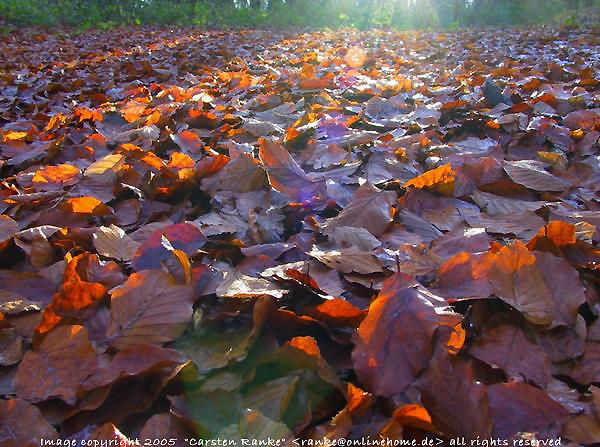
left=0, top=26, right=600, bottom=444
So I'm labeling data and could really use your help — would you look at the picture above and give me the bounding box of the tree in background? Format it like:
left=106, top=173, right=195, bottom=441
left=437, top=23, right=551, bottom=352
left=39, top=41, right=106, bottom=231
left=0, top=0, right=598, bottom=28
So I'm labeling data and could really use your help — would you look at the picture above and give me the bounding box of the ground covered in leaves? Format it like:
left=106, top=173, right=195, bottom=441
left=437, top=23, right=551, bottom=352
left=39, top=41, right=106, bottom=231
left=0, top=26, right=600, bottom=445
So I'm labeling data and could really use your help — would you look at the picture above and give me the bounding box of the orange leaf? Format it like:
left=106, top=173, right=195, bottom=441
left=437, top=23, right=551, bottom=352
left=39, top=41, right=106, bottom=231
left=404, top=163, right=456, bottom=196
left=32, top=164, right=80, bottom=190
left=65, top=196, right=110, bottom=215
left=288, top=336, right=321, bottom=358
left=527, top=220, right=576, bottom=251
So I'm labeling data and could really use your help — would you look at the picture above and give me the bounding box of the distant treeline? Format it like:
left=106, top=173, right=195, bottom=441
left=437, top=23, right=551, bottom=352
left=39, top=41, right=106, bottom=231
left=1, top=0, right=599, bottom=28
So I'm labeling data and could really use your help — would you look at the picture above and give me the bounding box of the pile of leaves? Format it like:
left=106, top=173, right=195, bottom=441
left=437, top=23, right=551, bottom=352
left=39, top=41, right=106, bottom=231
left=1, top=26, right=600, bottom=444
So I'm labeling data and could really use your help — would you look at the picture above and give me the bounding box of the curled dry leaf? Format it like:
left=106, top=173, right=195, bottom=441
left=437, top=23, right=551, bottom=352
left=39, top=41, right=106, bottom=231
left=217, top=271, right=287, bottom=299
left=107, top=270, right=195, bottom=350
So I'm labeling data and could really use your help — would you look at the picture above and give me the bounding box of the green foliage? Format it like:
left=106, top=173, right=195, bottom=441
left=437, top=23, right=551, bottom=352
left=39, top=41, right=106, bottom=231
left=0, top=0, right=599, bottom=29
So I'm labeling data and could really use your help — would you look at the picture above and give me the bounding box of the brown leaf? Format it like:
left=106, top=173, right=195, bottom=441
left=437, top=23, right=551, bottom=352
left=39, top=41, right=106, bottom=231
left=504, top=160, right=571, bottom=191
left=14, top=325, right=97, bottom=404
left=470, top=324, right=551, bottom=386
left=308, top=247, right=384, bottom=274
left=490, top=241, right=585, bottom=326
left=258, top=137, right=326, bottom=202
left=36, top=253, right=118, bottom=335
left=93, top=224, right=140, bottom=261
left=217, top=409, right=294, bottom=446
left=562, top=413, right=600, bottom=444
left=324, top=183, right=396, bottom=237
left=487, top=382, right=569, bottom=439
left=171, top=129, right=204, bottom=154
left=431, top=227, right=490, bottom=259
left=32, top=163, right=80, bottom=191
left=433, top=251, right=494, bottom=299
left=418, top=350, right=493, bottom=438
left=303, top=298, right=364, bottom=327
left=140, top=413, right=192, bottom=447
left=202, top=153, right=267, bottom=193
left=472, top=190, right=546, bottom=216
left=0, top=215, right=18, bottom=245
left=106, top=270, right=194, bottom=350
left=0, top=399, right=58, bottom=445
left=569, top=342, right=600, bottom=385
left=87, top=423, right=131, bottom=442
left=175, top=298, right=269, bottom=374
left=132, top=223, right=206, bottom=271
left=352, top=274, right=443, bottom=396
left=0, top=328, right=24, bottom=366
left=82, top=344, right=188, bottom=391
left=217, top=271, right=287, bottom=299
left=323, top=226, right=381, bottom=251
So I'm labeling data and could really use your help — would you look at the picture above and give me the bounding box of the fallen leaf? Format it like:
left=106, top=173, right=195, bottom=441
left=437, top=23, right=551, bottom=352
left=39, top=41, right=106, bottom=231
left=504, top=160, right=571, bottom=191
left=324, top=183, right=396, bottom=237
left=0, top=215, right=18, bottom=244
left=132, top=223, right=206, bottom=271
left=0, top=399, right=59, bottom=445
left=259, top=137, right=326, bottom=202
left=489, top=241, right=586, bottom=326
left=107, top=270, right=194, bottom=349
left=352, top=274, right=444, bottom=396
left=404, top=163, right=456, bottom=195
left=14, top=325, right=97, bottom=404
left=487, top=382, right=569, bottom=439
left=93, top=224, right=140, bottom=261
left=470, top=324, right=551, bottom=385
left=308, top=247, right=384, bottom=274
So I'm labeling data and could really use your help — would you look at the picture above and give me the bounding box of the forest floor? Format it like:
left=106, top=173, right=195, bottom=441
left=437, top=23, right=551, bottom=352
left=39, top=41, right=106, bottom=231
left=0, top=26, right=600, bottom=444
